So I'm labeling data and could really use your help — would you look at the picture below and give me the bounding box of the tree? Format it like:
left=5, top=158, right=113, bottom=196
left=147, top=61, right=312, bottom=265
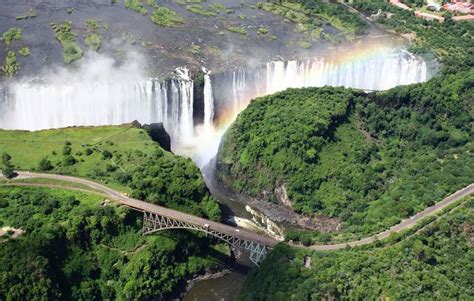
left=2, top=165, right=14, bottom=179
left=1, top=152, right=14, bottom=178
left=38, top=158, right=53, bottom=171
left=2, top=153, right=11, bottom=165
left=102, top=150, right=113, bottom=160
left=63, top=155, right=77, bottom=166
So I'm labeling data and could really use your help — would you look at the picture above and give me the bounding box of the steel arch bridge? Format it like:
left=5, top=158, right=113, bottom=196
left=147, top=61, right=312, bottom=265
left=143, top=212, right=269, bottom=266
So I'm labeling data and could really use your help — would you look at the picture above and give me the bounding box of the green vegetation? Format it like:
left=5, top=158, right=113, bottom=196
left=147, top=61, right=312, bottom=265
left=239, top=199, right=474, bottom=300
left=124, top=0, right=148, bottom=15
left=150, top=7, right=185, bottom=27
left=2, top=27, right=22, bottom=45
left=0, top=186, right=224, bottom=300
left=227, top=26, right=248, bottom=36
left=85, top=19, right=101, bottom=31
left=1, top=51, right=20, bottom=78
left=258, top=27, right=269, bottom=35
left=210, top=3, right=226, bottom=12
left=257, top=0, right=367, bottom=41
left=186, top=4, right=218, bottom=17
left=299, top=41, right=311, bottom=49
left=175, top=0, right=207, bottom=5
left=18, top=47, right=30, bottom=56
left=257, top=2, right=322, bottom=39
left=1, top=152, right=14, bottom=178
left=190, top=44, right=201, bottom=54
left=218, top=69, right=473, bottom=241
left=15, top=9, right=38, bottom=20
left=352, top=0, right=473, bottom=74
left=0, top=124, right=220, bottom=220
left=85, top=34, right=101, bottom=51
left=50, top=21, right=83, bottom=64
left=296, top=0, right=367, bottom=40
left=84, top=19, right=103, bottom=51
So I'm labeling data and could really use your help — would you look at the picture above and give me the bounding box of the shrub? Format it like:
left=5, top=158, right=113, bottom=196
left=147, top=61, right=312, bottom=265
left=1, top=51, right=20, bottom=77
left=18, top=47, right=30, bottom=57
left=38, top=158, right=53, bottom=171
left=85, top=34, right=101, bottom=51
left=63, top=155, right=77, bottom=166
left=102, top=150, right=113, bottom=160
left=150, top=7, right=184, bottom=27
left=2, top=27, right=22, bottom=45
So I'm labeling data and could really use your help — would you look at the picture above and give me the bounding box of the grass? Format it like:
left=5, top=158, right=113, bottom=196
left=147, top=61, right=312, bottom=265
left=258, top=27, right=269, bottom=35
left=299, top=41, right=311, bottom=49
left=175, top=0, right=207, bottom=4
left=227, top=26, right=248, bottom=36
left=210, top=3, right=226, bottom=12
left=2, top=27, right=22, bottom=45
left=85, top=34, right=101, bottom=51
left=1, top=51, right=20, bottom=77
left=85, top=19, right=101, bottom=31
left=190, top=44, right=201, bottom=54
left=1, top=177, right=100, bottom=193
left=18, top=47, right=30, bottom=56
left=0, top=124, right=159, bottom=192
left=150, top=7, right=185, bottom=27
left=50, top=21, right=83, bottom=64
left=15, top=9, right=37, bottom=20
left=124, top=0, right=148, bottom=15
left=256, top=2, right=323, bottom=40
left=186, top=4, right=217, bottom=17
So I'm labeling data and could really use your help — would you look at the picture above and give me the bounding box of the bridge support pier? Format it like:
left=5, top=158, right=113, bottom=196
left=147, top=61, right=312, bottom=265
left=142, top=212, right=268, bottom=266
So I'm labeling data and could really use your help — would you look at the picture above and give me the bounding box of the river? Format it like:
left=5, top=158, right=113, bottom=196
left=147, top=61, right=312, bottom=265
left=183, top=270, right=247, bottom=301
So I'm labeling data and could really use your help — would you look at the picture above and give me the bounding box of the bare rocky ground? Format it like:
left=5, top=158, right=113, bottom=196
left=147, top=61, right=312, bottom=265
left=0, top=0, right=346, bottom=79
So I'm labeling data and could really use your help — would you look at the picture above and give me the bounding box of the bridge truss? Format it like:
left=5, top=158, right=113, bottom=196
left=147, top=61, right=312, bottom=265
left=142, top=212, right=268, bottom=266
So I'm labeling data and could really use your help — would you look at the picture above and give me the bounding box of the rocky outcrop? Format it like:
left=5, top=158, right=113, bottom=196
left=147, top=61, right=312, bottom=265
left=275, top=182, right=292, bottom=208
left=143, top=122, right=171, bottom=151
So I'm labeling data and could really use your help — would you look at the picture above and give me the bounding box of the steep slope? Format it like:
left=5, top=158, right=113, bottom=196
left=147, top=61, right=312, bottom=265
left=216, top=70, right=473, bottom=242
left=0, top=123, right=220, bottom=219
left=0, top=186, right=225, bottom=300
left=238, top=198, right=474, bottom=300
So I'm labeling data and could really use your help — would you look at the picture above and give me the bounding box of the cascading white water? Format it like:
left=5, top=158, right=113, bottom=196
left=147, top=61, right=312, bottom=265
left=0, top=67, right=195, bottom=147
left=222, top=50, right=428, bottom=118
left=0, top=48, right=429, bottom=166
left=203, top=68, right=214, bottom=129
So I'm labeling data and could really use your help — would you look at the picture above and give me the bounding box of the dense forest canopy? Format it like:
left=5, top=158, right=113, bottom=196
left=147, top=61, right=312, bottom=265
left=218, top=69, right=473, bottom=242
left=0, top=124, right=220, bottom=220
left=238, top=199, right=474, bottom=300
left=0, top=125, right=224, bottom=299
left=0, top=187, right=225, bottom=300
left=235, top=1, right=474, bottom=298
left=352, top=0, right=474, bottom=74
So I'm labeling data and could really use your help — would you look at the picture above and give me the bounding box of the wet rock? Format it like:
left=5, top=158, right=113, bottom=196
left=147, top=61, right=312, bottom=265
left=143, top=122, right=171, bottom=152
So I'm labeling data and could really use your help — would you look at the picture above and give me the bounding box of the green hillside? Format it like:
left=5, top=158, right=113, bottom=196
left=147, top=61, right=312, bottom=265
left=0, top=186, right=225, bottom=300
left=0, top=123, right=220, bottom=220
left=238, top=198, right=474, bottom=300
left=217, top=70, right=473, bottom=242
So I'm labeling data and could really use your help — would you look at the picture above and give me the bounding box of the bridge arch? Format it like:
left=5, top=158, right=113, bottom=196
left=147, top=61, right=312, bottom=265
left=142, top=212, right=269, bottom=265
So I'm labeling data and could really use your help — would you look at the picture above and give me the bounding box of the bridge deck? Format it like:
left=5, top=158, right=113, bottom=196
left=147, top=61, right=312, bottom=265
left=20, top=172, right=278, bottom=247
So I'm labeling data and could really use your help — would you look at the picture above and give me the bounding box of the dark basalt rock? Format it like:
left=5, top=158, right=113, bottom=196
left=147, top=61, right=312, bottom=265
left=143, top=122, right=171, bottom=152
left=192, top=70, right=205, bottom=126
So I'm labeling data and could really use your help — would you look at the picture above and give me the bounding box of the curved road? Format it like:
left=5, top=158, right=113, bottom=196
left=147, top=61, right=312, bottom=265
left=6, top=171, right=474, bottom=251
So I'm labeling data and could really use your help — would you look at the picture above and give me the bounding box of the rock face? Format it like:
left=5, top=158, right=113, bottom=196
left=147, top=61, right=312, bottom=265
left=143, top=123, right=171, bottom=152
left=192, top=70, right=205, bottom=126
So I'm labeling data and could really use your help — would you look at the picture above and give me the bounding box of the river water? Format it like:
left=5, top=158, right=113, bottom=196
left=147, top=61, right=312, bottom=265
left=183, top=271, right=247, bottom=301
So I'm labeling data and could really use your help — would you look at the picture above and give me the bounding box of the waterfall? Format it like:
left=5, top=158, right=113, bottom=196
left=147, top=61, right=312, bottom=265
left=0, top=67, right=195, bottom=147
left=203, top=68, right=214, bottom=128
left=0, top=49, right=429, bottom=166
